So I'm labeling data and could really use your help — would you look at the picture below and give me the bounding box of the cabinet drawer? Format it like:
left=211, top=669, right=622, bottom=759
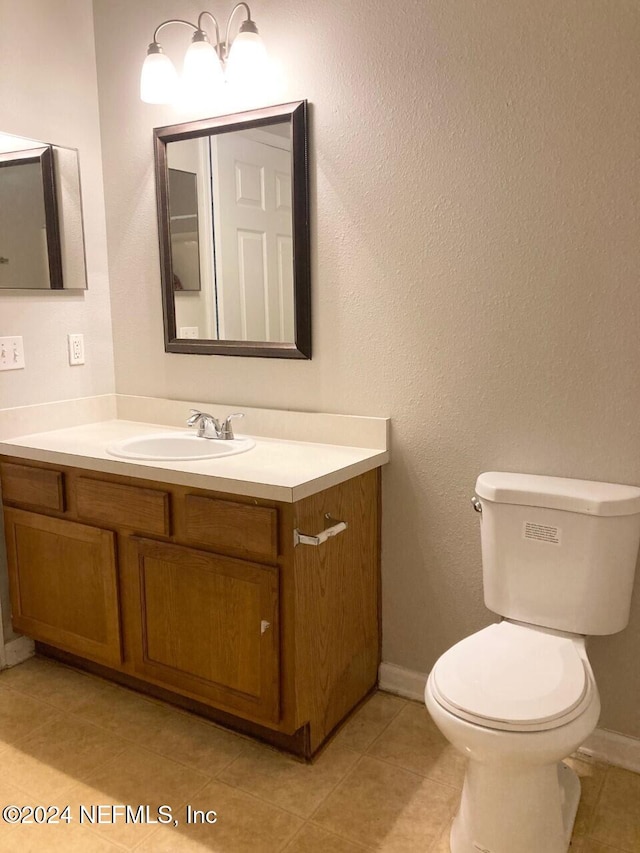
left=184, top=495, right=278, bottom=560
left=0, top=462, right=64, bottom=512
left=76, top=478, right=170, bottom=536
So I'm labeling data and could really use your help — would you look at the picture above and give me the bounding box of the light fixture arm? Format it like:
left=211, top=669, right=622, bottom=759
left=224, top=2, right=257, bottom=59
left=197, top=11, right=222, bottom=58
left=151, top=18, right=199, bottom=47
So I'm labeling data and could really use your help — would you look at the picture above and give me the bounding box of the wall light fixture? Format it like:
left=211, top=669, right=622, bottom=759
left=140, top=2, right=268, bottom=105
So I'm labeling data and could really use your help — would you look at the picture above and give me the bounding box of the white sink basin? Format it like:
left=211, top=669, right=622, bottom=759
left=106, top=432, right=255, bottom=461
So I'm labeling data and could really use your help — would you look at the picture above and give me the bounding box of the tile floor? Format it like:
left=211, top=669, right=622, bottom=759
left=0, top=656, right=637, bottom=852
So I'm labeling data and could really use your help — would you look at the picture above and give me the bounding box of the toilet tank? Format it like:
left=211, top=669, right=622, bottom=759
left=475, top=472, right=640, bottom=635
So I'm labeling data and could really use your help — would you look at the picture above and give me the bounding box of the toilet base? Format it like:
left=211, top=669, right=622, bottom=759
left=449, top=761, right=581, bottom=853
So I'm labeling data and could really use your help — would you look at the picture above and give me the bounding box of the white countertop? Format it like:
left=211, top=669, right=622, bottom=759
left=0, top=419, right=389, bottom=503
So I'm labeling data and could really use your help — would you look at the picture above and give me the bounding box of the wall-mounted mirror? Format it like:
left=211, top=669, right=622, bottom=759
left=0, top=132, right=87, bottom=290
left=154, top=100, right=310, bottom=358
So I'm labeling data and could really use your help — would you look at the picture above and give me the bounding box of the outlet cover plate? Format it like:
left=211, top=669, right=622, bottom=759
left=67, top=333, right=85, bottom=365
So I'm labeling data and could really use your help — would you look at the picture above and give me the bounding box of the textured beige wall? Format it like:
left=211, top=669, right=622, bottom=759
left=0, top=0, right=115, bottom=641
left=0, top=0, right=115, bottom=406
left=93, top=0, right=640, bottom=737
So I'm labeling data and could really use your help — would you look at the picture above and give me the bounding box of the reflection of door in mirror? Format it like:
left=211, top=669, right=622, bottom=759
left=167, top=121, right=293, bottom=343
left=212, top=126, right=293, bottom=343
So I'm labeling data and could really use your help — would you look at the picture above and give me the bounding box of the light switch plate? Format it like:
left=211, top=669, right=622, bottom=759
left=0, top=336, right=25, bottom=371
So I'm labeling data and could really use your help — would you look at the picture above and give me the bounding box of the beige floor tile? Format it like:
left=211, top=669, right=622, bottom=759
left=65, top=745, right=210, bottom=848
left=283, top=822, right=368, bottom=851
left=578, top=839, right=628, bottom=853
left=138, top=779, right=302, bottom=852
left=132, top=707, right=245, bottom=775
left=218, top=740, right=359, bottom=818
left=429, top=818, right=454, bottom=852
left=564, top=756, right=608, bottom=839
left=0, top=685, right=59, bottom=742
left=1, top=821, right=125, bottom=853
left=0, top=715, right=130, bottom=799
left=71, top=679, right=179, bottom=740
left=367, top=701, right=467, bottom=789
left=0, top=656, right=116, bottom=715
left=312, top=755, right=459, bottom=851
left=589, top=766, right=640, bottom=852
left=0, top=776, right=39, bottom=803
left=334, top=692, right=407, bottom=753
left=5, top=657, right=251, bottom=775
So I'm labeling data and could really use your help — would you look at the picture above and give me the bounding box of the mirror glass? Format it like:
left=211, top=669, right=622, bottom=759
left=0, top=132, right=87, bottom=290
left=155, top=101, right=310, bottom=358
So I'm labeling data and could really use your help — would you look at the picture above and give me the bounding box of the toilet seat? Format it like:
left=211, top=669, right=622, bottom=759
left=431, top=621, right=594, bottom=732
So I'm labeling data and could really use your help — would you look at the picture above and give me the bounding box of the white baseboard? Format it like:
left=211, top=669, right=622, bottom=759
left=379, top=662, right=428, bottom=702
left=578, top=728, right=640, bottom=774
left=3, top=636, right=34, bottom=668
left=379, top=661, right=640, bottom=774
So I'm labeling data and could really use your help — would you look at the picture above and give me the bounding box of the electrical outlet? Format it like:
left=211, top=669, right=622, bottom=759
left=178, top=326, right=200, bottom=339
left=67, top=333, right=85, bottom=365
left=0, top=336, right=25, bottom=371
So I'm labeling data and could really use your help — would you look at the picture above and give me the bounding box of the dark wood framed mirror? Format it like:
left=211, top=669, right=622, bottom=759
left=0, top=146, right=63, bottom=290
left=154, top=100, right=310, bottom=358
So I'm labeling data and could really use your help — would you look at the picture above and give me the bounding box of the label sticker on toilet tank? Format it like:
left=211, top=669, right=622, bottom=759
left=523, top=521, right=562, bottom=545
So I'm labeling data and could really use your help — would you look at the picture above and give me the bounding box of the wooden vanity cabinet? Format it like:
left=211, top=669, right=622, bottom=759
left=0, top=456, right=381, bottom=758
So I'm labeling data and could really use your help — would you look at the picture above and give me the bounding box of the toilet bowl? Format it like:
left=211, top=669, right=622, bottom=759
left=425, top=621, right=601, bottom=853
left=424, top=472, right=640, bottom=853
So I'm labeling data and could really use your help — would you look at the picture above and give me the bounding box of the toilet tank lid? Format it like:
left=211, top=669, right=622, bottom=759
left=476, top=472, right=640, bottom=517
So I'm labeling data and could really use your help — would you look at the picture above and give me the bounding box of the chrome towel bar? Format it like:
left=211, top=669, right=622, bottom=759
left=294, top=513, right=348, bottom=547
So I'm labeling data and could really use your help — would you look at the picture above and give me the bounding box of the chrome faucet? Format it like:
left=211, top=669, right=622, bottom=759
left=187, top=409, right=244, bottom=440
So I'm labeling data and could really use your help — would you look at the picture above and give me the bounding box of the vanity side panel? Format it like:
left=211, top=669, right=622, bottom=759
left=292, top=468, right=381, bottom=752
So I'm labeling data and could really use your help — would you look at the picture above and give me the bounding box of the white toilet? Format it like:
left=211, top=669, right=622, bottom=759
left=424, top=471, right=640, bottom=853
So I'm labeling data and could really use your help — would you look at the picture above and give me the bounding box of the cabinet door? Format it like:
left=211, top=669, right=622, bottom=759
left=128, top=538, right=280, bottom=725
left=4, top=507, right=122, bottom=666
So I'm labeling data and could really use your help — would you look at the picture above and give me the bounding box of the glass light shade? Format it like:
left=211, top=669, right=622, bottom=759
left=140, top=50, right=178, bottom=104
left=182, top=39, right=224, bottom=103
left=225, top=30, right=269, bottom=89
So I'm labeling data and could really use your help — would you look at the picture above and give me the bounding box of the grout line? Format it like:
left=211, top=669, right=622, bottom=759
left=357, top=744, right=464, bottom=794
left=282, top=747, right=362, bottom=823
left=128, top=775, right=215, bottom=852
left=333, top=694, right=408, bottom=755
left=287, top=820, right=371, bottom=851
left=211, top=742, right=363, bottom=822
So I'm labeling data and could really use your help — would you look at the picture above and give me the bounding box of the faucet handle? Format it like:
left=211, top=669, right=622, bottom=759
left=187, top=409, right=216, bottom=424
left=220, top=412, right=244, bottom=440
